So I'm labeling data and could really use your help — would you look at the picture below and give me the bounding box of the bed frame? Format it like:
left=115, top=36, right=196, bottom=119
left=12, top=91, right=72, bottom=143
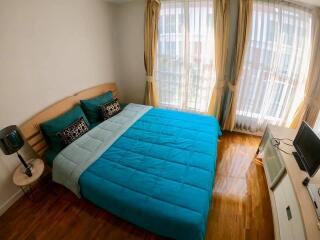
left=20, top=83, right=119, bottom=157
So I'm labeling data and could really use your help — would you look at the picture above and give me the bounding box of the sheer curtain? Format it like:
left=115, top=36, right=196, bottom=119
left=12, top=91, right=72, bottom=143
left=315, top=114, right=320, bottom=135
left=156, top=0, right=216, bottom=113
left=235, top=0, right=312, bottom=133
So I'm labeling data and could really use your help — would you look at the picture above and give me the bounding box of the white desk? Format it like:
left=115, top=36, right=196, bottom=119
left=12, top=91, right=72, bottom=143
left=259, top=125, right=320, bottom=240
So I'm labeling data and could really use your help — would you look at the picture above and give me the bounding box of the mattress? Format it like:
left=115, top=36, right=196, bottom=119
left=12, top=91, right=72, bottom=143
left=79, top=108, right=220, bottom=240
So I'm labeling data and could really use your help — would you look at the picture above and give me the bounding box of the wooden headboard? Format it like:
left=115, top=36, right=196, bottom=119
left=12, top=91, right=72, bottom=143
left=20, top=83, right=119, bottom=157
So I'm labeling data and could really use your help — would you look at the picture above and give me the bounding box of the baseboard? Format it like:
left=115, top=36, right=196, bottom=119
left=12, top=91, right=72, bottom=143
left=0, top=190, right=23, bottom=216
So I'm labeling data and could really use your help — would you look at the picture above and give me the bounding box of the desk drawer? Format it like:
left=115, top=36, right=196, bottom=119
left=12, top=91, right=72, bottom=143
left=273, top=175, right=306, bottom=240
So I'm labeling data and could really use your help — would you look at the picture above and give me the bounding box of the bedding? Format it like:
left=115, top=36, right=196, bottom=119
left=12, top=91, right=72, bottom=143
left=44, top=148, right=59, bottom=166
left=53, top=104, right=151, bottom=196
left=43, top=104, right=125, bottom=166
left=57, top=117, right=89, bottom=147
left=52, top=104, right=220, bottom=240
left=100, top=98, right=121, bottom=120
left=40, top=105, right=89, bottom=152
left=80, top=91, right=114, bottom=124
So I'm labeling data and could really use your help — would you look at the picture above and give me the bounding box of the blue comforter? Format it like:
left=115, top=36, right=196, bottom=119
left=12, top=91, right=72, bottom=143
left=79, top=108, right=220, bottom=240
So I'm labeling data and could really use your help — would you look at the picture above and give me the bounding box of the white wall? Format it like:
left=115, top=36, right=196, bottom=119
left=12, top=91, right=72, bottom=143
left=113, top=0, right=146, bottom=104
left=0, top=0, right=117, bottom=215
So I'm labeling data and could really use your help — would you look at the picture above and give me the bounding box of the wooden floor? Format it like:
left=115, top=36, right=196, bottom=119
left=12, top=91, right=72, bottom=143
left=0, top=132, right=274, bottom=240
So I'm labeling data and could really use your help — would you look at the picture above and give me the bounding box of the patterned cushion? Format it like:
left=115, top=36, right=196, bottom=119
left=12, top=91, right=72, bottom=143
left=100, top=98, right=121, bottom=120
left=57, top=117, right=89, bottom=147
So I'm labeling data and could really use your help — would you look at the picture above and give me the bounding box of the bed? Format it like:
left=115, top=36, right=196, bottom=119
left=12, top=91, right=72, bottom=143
left=20, top=84, right=220, bottom=240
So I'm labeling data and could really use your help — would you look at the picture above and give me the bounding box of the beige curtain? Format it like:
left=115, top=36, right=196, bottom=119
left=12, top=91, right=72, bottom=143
left=291, top=8, right=320, bottom=128
left=208, top=0, right=230, bottom=119
left=222, top=0, right=253, bottom=130
left=144, top=0, right=160, bottom=107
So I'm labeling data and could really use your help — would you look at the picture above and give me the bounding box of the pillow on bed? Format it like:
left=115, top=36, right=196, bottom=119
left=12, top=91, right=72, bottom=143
left=43, top=148, right=60, bottom=167
left=80, top=91, right=113, bottom=124
left=40, top=105, right=89, bottom=152
left=57, top=117, right=89, bottom=147
left=100, top=98, right=121, bottom=120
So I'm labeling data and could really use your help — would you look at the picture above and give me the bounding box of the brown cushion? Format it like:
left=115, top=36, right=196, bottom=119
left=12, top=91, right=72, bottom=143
left=57, top=117, right=89, bottom=147
left=100, top=98, right=121, bottom=120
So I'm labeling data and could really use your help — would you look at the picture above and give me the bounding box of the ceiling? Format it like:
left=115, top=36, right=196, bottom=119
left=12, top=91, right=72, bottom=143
left=294, top=0, right=320, bottom=7
left=104, top=0, right=320, bottom=7
left=104, top=0, right=134, bottom=4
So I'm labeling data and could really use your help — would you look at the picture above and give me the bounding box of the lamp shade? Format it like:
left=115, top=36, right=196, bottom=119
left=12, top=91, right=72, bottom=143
left=0, top=125, right=24, bottom=155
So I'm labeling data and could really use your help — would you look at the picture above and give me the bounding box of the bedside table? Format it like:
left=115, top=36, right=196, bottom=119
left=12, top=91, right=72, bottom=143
left=13, top=158, right=45, bottom=200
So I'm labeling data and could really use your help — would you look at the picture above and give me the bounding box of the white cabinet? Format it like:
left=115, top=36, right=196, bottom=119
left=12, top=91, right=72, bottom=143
left=273, top=175, right=305, bottom=240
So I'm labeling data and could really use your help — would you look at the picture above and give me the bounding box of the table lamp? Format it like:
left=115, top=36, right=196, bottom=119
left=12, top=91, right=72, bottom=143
left=0, top=125, right=32, bottom=177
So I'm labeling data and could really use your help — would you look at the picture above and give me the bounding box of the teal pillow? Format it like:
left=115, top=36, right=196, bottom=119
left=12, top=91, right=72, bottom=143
left=40, top=105, right=89, bottom=152
left=43, top=147, right=60, bottom=166
left=80, top=91, right=113, bottom=124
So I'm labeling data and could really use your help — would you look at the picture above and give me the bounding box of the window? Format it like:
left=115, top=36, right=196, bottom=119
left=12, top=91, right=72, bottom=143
left=156, top=0, right=215, bottom=113
left=235, top=1, right=312, bottom=133
left=315, top=114, right=320, bottom=136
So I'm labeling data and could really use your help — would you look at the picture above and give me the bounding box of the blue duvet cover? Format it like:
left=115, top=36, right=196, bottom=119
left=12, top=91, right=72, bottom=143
left=79, top=108, right=220, bottom=240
